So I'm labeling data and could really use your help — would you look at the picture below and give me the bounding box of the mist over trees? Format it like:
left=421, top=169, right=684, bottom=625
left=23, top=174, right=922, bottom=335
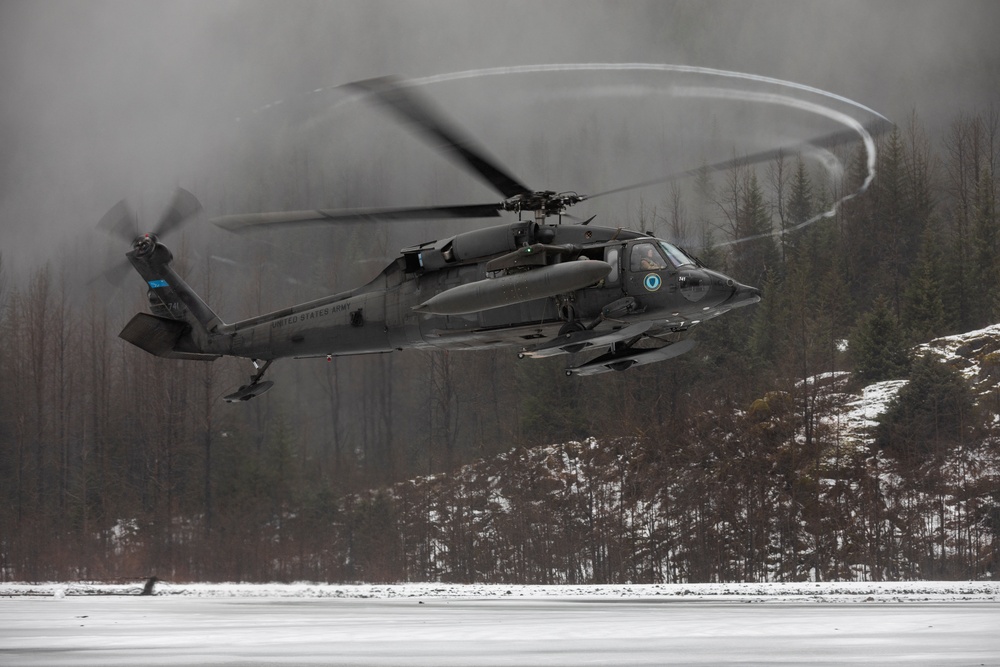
left=1, top=105, right=999, bottom=583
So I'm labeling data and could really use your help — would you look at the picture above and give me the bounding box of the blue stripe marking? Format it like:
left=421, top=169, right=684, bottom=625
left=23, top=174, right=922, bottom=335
left=148, top=279, right=169, bottom=288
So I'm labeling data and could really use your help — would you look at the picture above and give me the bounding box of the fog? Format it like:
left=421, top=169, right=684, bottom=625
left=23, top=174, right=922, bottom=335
left=1, top=0, right=999, bottom=274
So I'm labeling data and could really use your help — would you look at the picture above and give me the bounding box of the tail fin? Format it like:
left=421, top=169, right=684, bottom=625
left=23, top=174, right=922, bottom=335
left=119, top=312, right=220, bottom=360
left=119, top=238, right=225, bottom=360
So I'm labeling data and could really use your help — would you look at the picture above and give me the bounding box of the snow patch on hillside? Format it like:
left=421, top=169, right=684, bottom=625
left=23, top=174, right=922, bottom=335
left=919, top=322, right=1000, bottom=393
left=820, top=323, right=1000, bottom=448
left=834, top=379, right=908, bottom=442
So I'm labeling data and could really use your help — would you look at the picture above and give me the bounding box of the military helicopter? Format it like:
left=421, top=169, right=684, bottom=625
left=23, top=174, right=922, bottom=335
left=99, top=76, right=873, bottom=402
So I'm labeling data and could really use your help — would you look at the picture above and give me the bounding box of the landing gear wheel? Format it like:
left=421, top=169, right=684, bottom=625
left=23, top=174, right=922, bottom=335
left=223, top=359, right=275, bottom=402
left=557, top=320, right=585, bottom=336
left=223, top=381, right=275, bottom=402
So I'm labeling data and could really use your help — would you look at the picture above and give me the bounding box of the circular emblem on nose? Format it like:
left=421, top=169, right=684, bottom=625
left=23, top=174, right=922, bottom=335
left=643, top=273, right=662, bottom=292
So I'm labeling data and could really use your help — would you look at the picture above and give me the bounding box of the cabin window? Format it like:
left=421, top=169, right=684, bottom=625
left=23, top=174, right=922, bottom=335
left=605, top=247, right=620, bottom=283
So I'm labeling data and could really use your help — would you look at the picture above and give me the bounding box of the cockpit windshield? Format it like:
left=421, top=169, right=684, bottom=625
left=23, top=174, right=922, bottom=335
left=658, top=241, right=696, bottom=268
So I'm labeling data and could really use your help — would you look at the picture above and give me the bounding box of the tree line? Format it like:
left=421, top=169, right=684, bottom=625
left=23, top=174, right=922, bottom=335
left=1, top=107, right=998, bottom=582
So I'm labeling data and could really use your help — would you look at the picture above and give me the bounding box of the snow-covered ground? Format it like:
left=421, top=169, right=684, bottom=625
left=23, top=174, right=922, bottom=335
left=3, top=580, right=999, bottom=602
left=2, top=583, right=998, bottom=666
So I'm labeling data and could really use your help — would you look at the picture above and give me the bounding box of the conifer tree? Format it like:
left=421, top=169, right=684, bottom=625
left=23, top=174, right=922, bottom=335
left=942, top=113, right=982, bottom=330
left=903, top=221, right=947, bottom=342
left=875, top=354, right=978, bottom=463
left=748, top=269, right=783, bottom=365
left=873, top=127, right=911, bottom=316
left=972, top=167, right=999, bottom=324
left=785, top=157, right=814, bottom=261
left=903, top=113, right=934, bottom=243
left=767, top=151, right=789, bottom=271
left=730, top=169, right=780, bottom=289
left=850, top=296, right=910, bottom=382
left=840, top=143, right=878, bottom=303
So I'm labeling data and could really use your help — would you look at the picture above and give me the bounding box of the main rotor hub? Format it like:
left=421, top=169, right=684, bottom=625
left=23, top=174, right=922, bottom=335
left=500, top=191, right=587, bottom=217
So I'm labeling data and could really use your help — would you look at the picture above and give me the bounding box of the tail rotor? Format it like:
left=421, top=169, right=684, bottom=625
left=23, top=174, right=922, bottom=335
left=94, top=188, right=203, bottom=287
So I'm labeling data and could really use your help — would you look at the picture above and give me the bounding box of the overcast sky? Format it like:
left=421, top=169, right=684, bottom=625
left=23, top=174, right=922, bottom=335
left=1, top=0, right=998, bottom=273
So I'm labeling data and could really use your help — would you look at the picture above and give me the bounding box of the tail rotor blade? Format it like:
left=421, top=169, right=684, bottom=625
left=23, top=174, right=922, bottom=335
left=153, top=187, right=202, bottom=237
left=96, top=199, right=138, bottom=244
left=88, top=258, right=133, bottom=288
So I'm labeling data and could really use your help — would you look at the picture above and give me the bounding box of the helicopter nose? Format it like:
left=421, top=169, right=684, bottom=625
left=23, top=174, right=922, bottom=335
left=679, top=269, right=760, bottom=310
left=727, top=281, right=762, bottom=308
left=699, top=269, right=760, bottom=309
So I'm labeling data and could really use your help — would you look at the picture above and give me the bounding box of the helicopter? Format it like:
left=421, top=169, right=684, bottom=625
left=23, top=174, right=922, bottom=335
left=99, top=76, right=875, bottom=402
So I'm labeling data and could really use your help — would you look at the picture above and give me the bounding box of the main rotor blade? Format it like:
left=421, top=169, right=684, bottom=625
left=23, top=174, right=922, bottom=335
left=587, top=118, right=894, bottom=200
left=96, top=199, right=138, bottom=244
left=153, top=187, right=202, bottom=237
left=212, top=203, right=503, bottom=232
left=347, top=76, right=533, bottom=200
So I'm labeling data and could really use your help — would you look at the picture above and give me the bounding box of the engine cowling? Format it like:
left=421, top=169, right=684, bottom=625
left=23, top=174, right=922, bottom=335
left=403, top=222, right=556, bottom=271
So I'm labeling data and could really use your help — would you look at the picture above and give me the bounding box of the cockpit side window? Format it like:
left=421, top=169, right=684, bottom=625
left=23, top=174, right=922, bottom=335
left=658, top=242, right=696, bottom=268
left=630, top=243, right=668, bottom=271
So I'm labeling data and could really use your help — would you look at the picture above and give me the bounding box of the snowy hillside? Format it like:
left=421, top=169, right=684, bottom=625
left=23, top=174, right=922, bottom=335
left=320, top=324, right=1000, bottom=585
left=822, top=323, right=1000, bottom=447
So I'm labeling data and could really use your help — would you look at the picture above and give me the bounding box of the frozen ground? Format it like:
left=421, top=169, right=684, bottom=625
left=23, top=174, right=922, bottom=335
left=4, top=580, right=1000, bottom=601
left=2, top=582, right=998, bottom=666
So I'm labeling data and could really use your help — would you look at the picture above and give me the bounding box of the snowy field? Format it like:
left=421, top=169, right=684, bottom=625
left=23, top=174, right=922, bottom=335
left=2, top=582, right=999, bottom=666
